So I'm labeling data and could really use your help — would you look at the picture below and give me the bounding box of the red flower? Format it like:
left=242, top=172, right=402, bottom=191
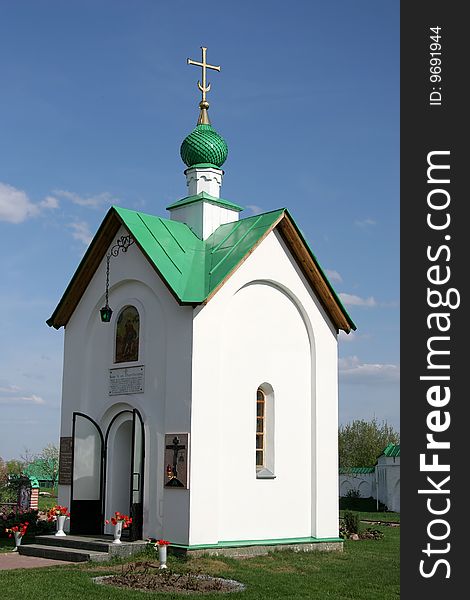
left=47, top=505, right=70, bottom=522
left=105, top=512, right=132, bottom=529
left=5, top=522, right=29, bottom=537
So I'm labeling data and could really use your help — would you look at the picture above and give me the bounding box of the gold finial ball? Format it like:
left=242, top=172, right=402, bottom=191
left=199, top=100, right=210, bottom=110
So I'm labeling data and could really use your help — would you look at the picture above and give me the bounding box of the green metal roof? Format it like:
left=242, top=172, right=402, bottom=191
left=113, top=206, right=284, bottom=304
left=166, top=191, right=243, bottom=212
left=24, top=459, right=57, bottom=482
left=339, top=467, right=375, bottom=474
left=47, top=204, right=356, bottom=332
left=381, top=443, right=400, bottom=457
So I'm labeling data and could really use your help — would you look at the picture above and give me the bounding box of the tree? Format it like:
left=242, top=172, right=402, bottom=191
left=6, top=459, right=24, bottom=476
left=338, top=418, right=399, bottom=469
left=0, top=456, right=17, bottom=503
left=35, top=443, right=60, bottom=487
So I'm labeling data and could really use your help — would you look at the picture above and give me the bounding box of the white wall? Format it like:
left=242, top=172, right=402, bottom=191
left=339, top=461, right=400, bottom=513
left=377, top=456, right=400, bottom=512
left=169, top=201, right=239, bottom=239
left=339, top=473, right=376, bottom=499
left=58, top=226, right=194, bottom=543
left=189, top=230, right=339, bottom=545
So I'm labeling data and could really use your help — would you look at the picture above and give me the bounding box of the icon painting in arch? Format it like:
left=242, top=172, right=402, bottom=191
left=115, top=305, right=140, bottom=363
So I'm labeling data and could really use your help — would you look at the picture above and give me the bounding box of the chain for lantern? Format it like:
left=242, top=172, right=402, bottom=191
left=100, top=235, right=135, bottom=322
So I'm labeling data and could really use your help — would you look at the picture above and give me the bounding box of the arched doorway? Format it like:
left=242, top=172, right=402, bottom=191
left=70, top=409, right=144, bottom=539
left=104, top=409, right=144, bottom=541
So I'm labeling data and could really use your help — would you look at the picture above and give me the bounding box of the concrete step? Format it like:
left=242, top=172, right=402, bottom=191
left=34, top=535, right=110, bottom=553
left=18, top=544, right=108, bottom=563
left=17, top=534, right=149, bottom=563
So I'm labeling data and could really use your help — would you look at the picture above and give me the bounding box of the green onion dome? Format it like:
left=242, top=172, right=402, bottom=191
left=180, top=123, right=228, bottom=169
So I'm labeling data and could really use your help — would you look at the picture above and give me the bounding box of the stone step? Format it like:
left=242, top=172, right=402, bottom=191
left=17, top=535, right=149, bottom=563
left=33, top=535, right=110, bottom=553
left=18, top=544, right=108, bottom=563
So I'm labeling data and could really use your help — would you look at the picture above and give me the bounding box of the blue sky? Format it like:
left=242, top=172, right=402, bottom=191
left=0, top=1, right=399, bottom=460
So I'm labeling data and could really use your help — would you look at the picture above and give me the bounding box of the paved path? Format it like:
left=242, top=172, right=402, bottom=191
left=0, top=551, right=74, bottom=570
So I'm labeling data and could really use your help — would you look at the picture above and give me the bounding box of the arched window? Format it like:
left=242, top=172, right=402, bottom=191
left=256, top=385, right=276, bottom=479
left=256, top=389, right=266, bottom=468
left=115, top=306, right=140, bottom=363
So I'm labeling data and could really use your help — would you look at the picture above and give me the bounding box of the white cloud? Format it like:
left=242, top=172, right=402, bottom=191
left=67, top=221, right=93, bottom=246
left=325, top=269, right=343, bottom=283
left=0, top=393, right=45, bottom=405
left=0, top=384, right=21, bottom=393
left=0, top=182, right=59, bottom=223
left=354, top=218, right=377, bottom=227
left=40, top=196, right=60, bottom=210
left=339, top=293, right=377, bottom=307
left=52, top=189, right=118, bottom=209
left=246, top=204, right=262, bottom=215
left=0, top=182, right=39, bottom=223
left=339, top=355, right=399, bottom=384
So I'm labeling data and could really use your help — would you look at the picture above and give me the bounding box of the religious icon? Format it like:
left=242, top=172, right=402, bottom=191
left=115, top=306, right=140, bottom=363
left=164, top=434, right=189, bottom=489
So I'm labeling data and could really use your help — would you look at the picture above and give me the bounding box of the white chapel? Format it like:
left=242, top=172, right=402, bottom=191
left=47, top=47, right=355, bottom=553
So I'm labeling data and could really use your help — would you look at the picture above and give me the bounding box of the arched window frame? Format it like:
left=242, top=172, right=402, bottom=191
left=256, top=384, right=276, bottom=479
left=114, top=305, right=140, bottom=364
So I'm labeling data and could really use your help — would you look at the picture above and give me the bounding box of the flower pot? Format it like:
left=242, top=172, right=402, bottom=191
left=158, top=544, right=168, bottom=569
left=12, top=532, right=22, bottom=551
left=113, top=521, right=123, bottom=544
left=55, top=515, right=67, bottom=536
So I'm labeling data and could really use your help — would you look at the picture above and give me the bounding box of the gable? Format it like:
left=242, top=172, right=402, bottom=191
left=47, top=205, right=355, bottom=333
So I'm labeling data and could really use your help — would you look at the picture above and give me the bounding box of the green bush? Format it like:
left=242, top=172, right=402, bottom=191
left=343, top=510, right=359, bottom=535
left=340, top=495, right=388, bottom=512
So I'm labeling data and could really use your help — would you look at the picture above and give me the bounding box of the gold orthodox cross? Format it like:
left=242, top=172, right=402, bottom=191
left=187, top=46, right=221, bottom=105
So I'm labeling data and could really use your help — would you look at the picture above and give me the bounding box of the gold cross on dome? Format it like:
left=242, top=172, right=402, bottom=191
left=187, top=46, right=221, bottom=104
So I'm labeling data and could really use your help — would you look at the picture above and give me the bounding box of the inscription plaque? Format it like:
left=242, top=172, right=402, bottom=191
left=58, top=436, right=73, bottom=485
left=109, top=365, right=144, bottom=396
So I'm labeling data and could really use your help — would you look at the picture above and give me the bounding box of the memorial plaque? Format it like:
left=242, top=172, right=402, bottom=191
left=164, top=433, right=189, bottom=489
left=58, top=436, right=73, bottom=485
left=109, top=365, right=144, bottom=396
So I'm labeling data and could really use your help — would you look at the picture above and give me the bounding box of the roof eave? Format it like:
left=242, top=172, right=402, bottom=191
left=46, top=206, right=122, bottom=329
left=276, top=210, right=356, bottom=334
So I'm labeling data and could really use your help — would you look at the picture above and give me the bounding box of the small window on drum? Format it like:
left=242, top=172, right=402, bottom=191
left=115, top=306, right=140, bottom=363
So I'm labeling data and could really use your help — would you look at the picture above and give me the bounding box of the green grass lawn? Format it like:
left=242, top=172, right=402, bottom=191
left=0, top=523, right=399, bottom=599
left=38, top=488, right=58, bottom=513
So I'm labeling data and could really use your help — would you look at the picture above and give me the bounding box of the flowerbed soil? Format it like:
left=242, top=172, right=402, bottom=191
left=96, top=561, right=244, bottom=594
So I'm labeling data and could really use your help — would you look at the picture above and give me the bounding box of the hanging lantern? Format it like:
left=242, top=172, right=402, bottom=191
left=99, top=235, right=134, bottom=323
left=100, top=305, right=113, bottom=323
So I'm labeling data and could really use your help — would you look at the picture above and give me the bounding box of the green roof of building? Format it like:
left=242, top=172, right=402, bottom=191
left=381, top=443, right=400, bottom=457
left=339, top=467, right=375, bottom=474
left=47, top=204, right=356, bottom=333
left=24, top=459, right=57, bottom=482
left=113, top=206, right=285, bottom=303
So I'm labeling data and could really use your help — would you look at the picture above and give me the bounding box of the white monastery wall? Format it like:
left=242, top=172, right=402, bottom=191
left=190, top=230, right=339, bottom=545
left=339, top=473, right=376, bottom=498
left=377, top=455, right=400, bottom=512
left=58, top=226, right=194, bottom=543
